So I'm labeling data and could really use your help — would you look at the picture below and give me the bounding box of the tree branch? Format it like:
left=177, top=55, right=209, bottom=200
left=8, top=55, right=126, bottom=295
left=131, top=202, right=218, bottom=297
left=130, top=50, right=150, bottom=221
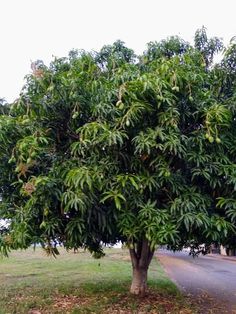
left=129, top=248, right=138, bottom=269
left=139, top=239, right=150, bottom=269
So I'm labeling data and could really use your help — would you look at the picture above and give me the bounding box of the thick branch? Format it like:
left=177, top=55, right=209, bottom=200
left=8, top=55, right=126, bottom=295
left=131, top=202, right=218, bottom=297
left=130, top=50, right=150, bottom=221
left=147, top=250, right=154, bottom=266
left=129, top=248, right=138, bottom=269
left=136, top=241, right=143, bottom=260
left=130, top=239, right=154, bottom=270
left=139, top=239, right=150, bottom=269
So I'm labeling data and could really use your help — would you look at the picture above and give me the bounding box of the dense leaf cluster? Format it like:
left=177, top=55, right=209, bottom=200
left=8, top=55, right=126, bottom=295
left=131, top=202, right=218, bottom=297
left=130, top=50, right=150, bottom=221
left=0, top=28, right=236, bottom=257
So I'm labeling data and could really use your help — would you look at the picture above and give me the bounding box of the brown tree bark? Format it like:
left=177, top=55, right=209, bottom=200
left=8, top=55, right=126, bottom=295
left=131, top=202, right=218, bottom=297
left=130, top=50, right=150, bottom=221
left=129, top=239, right=154, bottom=296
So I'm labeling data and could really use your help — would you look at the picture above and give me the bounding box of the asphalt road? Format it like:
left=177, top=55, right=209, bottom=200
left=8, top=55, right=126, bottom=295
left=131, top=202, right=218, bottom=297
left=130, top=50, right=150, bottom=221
left=157, top=250, right=236, bottom=313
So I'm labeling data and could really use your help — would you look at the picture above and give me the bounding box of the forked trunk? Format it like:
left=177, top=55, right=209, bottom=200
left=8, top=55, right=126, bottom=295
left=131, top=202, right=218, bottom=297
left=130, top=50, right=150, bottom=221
left=129, top=239, right=154, bottom=296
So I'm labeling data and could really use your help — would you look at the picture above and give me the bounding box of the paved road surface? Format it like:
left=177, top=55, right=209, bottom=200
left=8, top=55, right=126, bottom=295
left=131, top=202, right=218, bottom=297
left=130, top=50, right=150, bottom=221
left=157, top=250, right=236, bottom=313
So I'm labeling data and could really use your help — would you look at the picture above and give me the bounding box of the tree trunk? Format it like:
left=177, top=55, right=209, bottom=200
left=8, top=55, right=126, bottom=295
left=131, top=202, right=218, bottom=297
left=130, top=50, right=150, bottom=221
left=130, top=266, right=148, bottom=296
left=129, top=239, right=154, bottom=296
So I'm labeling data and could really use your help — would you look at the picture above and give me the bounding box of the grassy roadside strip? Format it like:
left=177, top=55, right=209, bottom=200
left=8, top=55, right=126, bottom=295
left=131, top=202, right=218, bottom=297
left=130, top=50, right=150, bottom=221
left=0, top=248, right=196, bottom=313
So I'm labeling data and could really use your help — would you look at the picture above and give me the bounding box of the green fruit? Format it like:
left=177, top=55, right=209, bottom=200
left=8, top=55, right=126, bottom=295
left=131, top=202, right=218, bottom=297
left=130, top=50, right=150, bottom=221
left=205, top=133, right=210, bottom=139
left=21, top=118, right=30, bottom=125
left=21, top=143, right=28, bottom=150
left=126, top=120, right=130, bottom=127
left=44, top=208, right=49, bottom=216
left=40, top=221, right=46, bottom=229
left=31, top=151, right=37, bottom=158
left=118, top=102, right=124, bottom=110
left=157, top=95, right=163, bottom=101
left=72, top=112, right=79, bottom=119
left=172, top=86, right=179, bottom=92
left=216, top=137, right=221, bottom=144
left=164, top=171, right=170, bottom=177
left=26, top=157, right=32, bottom=164
left=208, top=136, right=214, bottom=143
left=116, top=100, right=122, bottom=107
left=8, top=156, right=16, bottom=164
left=189, top=96, right=193, bottom=102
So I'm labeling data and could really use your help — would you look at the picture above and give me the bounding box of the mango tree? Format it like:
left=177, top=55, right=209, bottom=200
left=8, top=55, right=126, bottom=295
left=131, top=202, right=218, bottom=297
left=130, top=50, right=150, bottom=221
left=1, top=29, right=236, bottom=295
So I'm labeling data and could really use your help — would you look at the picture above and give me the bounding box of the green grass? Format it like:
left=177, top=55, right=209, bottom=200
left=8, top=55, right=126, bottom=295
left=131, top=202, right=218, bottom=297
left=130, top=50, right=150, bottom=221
left=0, top=248, right=195, bottom=313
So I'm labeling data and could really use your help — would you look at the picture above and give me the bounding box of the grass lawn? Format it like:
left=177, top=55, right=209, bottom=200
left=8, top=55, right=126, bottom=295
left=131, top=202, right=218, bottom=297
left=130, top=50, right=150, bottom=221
left=0, top=248, right=195, bottom=313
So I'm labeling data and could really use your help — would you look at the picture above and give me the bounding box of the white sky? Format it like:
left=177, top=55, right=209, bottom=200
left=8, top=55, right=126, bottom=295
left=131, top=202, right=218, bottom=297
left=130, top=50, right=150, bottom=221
left=0, top=0, right=235, bottom=103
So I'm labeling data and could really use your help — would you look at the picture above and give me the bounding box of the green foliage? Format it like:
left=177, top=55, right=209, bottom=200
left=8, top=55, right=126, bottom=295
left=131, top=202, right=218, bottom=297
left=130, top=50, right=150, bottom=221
left=0, top=28, right=236, bottom=259
left=194, top=26, right=224, bottom=67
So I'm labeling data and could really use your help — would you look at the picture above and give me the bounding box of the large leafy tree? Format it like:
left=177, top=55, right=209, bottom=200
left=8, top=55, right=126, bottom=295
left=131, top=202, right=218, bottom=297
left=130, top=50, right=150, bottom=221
left=1, top=29, right=236, bottom=295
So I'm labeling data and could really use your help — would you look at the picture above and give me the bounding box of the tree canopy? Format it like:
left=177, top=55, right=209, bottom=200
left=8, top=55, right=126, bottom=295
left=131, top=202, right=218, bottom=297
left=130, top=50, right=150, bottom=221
left=1, top=28, right=236, bottom=295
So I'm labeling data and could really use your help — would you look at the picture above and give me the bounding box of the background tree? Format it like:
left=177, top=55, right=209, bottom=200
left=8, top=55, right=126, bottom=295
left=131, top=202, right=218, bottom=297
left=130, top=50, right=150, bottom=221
left=0, top=28, right=236, bottom=296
